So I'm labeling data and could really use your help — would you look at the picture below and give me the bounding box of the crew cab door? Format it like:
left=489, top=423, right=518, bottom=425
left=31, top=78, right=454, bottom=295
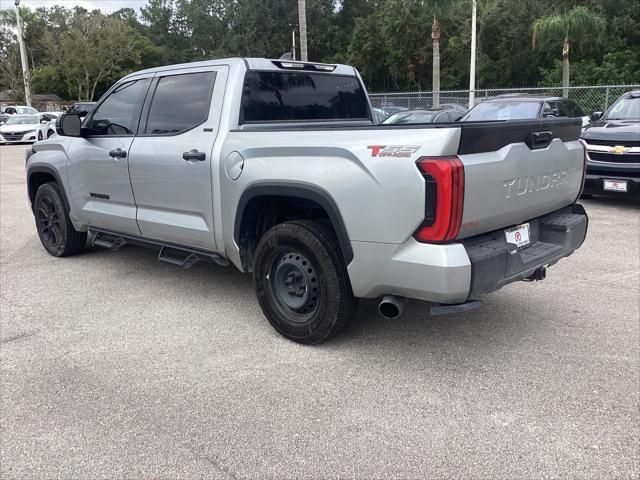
left=66, top=76, right=152, bottom=235
left=128, top=66, right=227, bottom=250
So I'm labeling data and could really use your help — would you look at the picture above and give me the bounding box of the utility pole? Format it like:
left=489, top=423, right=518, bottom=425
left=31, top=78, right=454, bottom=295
left=468, top=0, right=477, bottom=109
left=292, top=29, right=296, bottom=60
left=15, top=0, right=32, bottom=107
left=297, top=0, right=308, bottom=61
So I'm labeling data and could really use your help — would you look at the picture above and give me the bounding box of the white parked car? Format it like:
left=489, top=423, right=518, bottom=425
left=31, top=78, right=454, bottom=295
left=0, top=113, right=58, bottom=144
left=1, top=105, right=39, bottom=115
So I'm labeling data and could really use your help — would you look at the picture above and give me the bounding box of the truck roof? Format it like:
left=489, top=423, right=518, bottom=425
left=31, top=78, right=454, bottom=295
left=121, top=58, right=357, bottom=81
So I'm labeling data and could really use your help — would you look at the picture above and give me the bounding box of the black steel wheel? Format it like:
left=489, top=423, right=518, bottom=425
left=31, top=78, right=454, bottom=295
left=34, top=182, right=86, bottom=257
left=270, top=250, right=321, bottom=320
left=253, top=220, right=357, bottom=344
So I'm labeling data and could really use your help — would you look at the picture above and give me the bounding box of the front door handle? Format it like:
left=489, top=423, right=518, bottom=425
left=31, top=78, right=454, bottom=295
left=108, top=148, right=127, bottom=158
left=182, top=149, right=206, bottom=161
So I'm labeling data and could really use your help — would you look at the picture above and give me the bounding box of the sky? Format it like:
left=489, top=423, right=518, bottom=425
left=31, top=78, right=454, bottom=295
left=0, top=0, right=149, bottom=14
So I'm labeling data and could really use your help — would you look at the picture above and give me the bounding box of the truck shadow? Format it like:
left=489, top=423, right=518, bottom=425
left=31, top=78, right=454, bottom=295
left=340, top=295, right=532, bottom=351
left=73, top=242, right=531, bottom=351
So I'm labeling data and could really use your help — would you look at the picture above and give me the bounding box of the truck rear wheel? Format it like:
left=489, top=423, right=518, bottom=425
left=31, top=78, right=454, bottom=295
left=34, top=182, right=86, bottom=257
left=253, top=220, right=357, bottom=344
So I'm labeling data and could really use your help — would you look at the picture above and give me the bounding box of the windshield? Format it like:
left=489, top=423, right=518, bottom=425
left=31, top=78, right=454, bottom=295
left=461, top=101, right=540, bottom=121
left=605, top=96, right=640, bottom=120
left=5, top=115, right=38, bottom=125
left=383, top=111, right=436, bottom=124
left=17, top=107, right=38, bottom=114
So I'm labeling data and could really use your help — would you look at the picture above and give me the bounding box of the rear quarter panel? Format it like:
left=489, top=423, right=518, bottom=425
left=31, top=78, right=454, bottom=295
left=219, top=127, right=461, bottom=268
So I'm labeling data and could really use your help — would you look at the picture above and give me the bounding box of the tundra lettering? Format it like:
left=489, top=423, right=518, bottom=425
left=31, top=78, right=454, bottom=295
left=502, top=169, right=569, bottom=198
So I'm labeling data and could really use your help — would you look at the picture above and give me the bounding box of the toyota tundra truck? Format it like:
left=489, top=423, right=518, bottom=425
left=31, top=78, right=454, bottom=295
left=25, top=58, right=588, bottom=344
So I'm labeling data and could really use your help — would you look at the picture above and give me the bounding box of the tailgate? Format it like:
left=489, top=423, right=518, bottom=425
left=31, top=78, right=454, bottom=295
left=456, top=118, right=584, bottom=239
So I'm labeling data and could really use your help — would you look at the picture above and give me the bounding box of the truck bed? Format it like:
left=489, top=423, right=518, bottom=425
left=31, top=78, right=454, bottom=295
left=228, top=117, right=584, bottom=241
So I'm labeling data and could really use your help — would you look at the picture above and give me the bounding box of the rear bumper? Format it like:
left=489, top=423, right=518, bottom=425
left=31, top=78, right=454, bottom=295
left=463, top=204, right=588, bottom=298
left=348, top=204, right=588, bottom=304
left=583, top=172, right=640, bottom=198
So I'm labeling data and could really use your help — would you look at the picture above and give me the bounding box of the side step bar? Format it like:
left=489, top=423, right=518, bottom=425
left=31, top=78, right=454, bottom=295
left=89, top=228, right=229, bottom=269
left=93, top=232, right=127, bottom=251
left=157, top=246, right=200, bottom=270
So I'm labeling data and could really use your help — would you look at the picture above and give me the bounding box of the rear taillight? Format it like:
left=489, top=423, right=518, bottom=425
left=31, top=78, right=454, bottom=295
left=414, top=156, right=465, bottom=243
left=577, top=139, right=588, bottom=201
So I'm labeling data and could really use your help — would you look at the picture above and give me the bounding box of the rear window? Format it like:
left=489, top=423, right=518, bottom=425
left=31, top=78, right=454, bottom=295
left=461, top=101, right=541, bottom=121
left=240, top=71, right=369, bottom=123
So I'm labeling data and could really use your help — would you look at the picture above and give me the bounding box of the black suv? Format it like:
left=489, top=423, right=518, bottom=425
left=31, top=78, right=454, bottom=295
left=581, top=91, right=640, bottom=199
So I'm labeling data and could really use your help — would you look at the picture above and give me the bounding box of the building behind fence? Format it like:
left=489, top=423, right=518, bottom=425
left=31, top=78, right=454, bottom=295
left=369, top=85, right=640, bottom=115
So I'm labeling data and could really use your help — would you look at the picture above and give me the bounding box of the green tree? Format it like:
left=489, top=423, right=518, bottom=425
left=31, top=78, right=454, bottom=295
left=44, top=15, right=150, bottom=100
left=532, top=5, right=605, bottom=96
left=0, top=28, right=23, bottom=100
left=539, top=48, right=640, bottom=87
left=347, top=14, right=390, bottom=90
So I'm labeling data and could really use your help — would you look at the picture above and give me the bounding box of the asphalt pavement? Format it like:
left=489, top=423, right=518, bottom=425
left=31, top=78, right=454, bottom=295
left=1, top=144, right=638, bottom=479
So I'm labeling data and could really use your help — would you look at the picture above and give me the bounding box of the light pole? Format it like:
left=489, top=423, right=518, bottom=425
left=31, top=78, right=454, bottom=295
left=292, top=29, right=296, bottom=60
left=297, top=0, right=308, bottom=62
left=15, top=0, right=32, bottom=107
left=468, top=0, right=477, bottom=109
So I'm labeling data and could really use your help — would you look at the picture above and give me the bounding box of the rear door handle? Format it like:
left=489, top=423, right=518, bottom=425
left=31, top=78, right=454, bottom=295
left=182, top=149, right=206, bottom=161
left=108, top=148, right=127, bottom=158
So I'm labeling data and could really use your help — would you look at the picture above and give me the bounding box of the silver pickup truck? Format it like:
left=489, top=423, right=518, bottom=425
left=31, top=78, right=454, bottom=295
left=26, top=58, right=588, bottom=344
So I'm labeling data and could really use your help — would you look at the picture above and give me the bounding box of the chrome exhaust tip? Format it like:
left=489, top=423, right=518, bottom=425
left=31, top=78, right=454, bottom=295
left=378, top=295, right=407, bottom=319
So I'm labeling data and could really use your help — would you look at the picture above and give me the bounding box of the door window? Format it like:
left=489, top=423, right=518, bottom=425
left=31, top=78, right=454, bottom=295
left=567, top=100, right=585, bottom=117
left=87, top=78, right=150, bottom=136
left=144, top=71, right=216, bottom=135
left=551, top=101, right=571, bottom=118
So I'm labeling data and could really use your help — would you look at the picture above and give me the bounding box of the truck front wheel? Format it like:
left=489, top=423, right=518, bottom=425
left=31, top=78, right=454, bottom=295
left=253, top=220, right=357, bottom=344
left=34, top=182, right=86, bottom=257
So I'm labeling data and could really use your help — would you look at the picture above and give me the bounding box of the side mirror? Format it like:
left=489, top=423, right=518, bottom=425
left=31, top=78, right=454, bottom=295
left=40, top=119, right=48, bottom=124
left=56, top=112, right=84, bottom=137
left=591, top=111, right=603, bottom=121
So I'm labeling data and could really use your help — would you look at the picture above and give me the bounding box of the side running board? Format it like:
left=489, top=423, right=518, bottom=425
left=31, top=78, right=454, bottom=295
left=89, top=228, right=229, bottom=269
left=93, top=232, right=127, bottom=251
left=157, top=246, right=200, bottom=269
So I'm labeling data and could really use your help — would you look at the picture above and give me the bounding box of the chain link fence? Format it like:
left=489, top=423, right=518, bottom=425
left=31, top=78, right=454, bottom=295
left=369, top=85, right=640, bottom=115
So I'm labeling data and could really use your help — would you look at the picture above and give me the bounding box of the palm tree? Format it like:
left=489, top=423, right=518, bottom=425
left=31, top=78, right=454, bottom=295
left=298, top=0, right=308, bottom=61
left=428, top=0, right=458, bottom=108
left=532, top=6, right=605, bottom=97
